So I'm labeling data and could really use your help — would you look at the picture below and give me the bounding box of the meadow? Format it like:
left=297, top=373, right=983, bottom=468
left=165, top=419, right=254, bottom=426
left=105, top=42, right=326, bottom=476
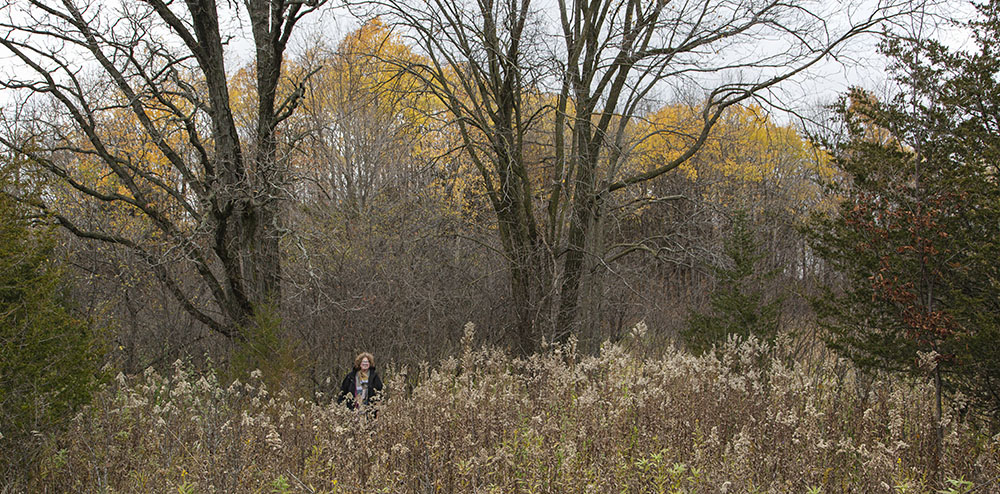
left=24, top=324, right=999, bottom=493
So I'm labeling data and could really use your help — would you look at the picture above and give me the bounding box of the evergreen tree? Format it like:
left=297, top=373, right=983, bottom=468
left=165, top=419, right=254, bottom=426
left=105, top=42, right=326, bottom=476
left=682, top=211, right=782, bottom=355
left=807, top=1, right=1000, bottom=430
left=0, top=160, right=103, bottom=476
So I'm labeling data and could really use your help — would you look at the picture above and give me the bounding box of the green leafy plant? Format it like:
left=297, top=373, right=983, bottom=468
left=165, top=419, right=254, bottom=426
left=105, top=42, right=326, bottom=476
left=270, top=475, right=291, bottom=494
left=806, top=2, right=1000, bottom=430
left=938, top=478, right=974, bottom=494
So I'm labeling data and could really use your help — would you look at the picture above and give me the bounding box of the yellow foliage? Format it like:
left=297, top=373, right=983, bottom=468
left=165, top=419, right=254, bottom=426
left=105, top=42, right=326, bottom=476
left=632, top=103, right=838, bottom=217
left=277, top=20, right=489, bottom=223
left=55, top=84, right=201, bottom=241
left=845, top=88, right=900, bottom=149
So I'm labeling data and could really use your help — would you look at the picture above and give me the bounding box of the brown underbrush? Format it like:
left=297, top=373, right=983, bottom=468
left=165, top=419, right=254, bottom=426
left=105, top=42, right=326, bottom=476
left=19, top=324, right=1000, bottom=493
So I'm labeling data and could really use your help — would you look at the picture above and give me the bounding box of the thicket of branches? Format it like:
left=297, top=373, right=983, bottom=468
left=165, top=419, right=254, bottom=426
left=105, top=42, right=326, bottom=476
left=0, top=0, right=868, bottom=373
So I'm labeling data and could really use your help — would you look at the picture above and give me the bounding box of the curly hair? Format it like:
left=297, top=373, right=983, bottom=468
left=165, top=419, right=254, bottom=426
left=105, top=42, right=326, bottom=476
left=354, top=352, right=375, bottom=370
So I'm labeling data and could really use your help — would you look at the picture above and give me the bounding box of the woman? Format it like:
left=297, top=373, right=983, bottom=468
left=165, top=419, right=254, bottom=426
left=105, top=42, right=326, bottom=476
left=338, top=352, right=383, bottom=409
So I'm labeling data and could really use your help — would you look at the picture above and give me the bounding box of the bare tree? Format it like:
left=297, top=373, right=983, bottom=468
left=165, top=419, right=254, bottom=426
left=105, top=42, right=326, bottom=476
left=348, top=0, right=557, bottom=354
left=0, top=0, right=324, bottom=341
left=292, top=23, right=427, bottom=217
left=356, top=0, right=930, bottom=352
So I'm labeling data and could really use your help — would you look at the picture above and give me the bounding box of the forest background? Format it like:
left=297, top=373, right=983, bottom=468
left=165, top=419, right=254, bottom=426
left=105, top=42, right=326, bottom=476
left=1, top=0, right=999, bottom=491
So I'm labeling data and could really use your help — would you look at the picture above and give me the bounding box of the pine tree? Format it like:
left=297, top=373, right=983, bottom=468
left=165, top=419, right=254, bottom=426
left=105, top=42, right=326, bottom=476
left=682, top=211, right=782, bottom=355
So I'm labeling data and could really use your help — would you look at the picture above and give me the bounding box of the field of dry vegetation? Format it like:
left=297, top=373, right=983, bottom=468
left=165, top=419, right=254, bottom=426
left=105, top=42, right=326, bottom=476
left=18, top=324, right=996, bottom=494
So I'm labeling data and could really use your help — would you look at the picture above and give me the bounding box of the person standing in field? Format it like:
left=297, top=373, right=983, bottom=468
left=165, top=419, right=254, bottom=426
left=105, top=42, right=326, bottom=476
left=338, top=352, right=383, bottom=410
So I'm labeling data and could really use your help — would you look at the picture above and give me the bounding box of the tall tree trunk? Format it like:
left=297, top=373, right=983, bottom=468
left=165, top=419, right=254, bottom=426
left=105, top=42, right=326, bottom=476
left=496, top=174, right=553, bottom=355
left=555, top=117, right=602, bottom=339
left=248, top=0, right=286, bottom=309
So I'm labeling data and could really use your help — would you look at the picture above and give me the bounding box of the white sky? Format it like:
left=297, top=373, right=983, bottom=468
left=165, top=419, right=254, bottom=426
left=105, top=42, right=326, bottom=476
left=0, top=0, right=982, bottom=125
left=208, top=0, right=985, bottom=125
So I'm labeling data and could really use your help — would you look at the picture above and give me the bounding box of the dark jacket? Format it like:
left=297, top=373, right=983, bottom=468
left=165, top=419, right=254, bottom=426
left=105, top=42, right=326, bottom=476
left=338, top=366, right=383, bottom=408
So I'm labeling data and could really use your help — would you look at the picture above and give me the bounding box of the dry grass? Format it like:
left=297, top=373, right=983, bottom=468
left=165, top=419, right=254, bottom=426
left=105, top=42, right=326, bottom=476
left=20, top=324, right=1000, bottom=493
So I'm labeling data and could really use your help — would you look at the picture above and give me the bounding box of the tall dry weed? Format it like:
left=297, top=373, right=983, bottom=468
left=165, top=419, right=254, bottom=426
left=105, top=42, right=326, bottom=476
left=18, top=324, right=999, bottom=493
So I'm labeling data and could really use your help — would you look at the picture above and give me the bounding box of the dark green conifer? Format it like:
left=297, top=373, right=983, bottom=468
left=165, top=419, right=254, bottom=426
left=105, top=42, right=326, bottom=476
left=0, top=160, right=103, bottom=476
left=683, top=211, right=782, bottom=355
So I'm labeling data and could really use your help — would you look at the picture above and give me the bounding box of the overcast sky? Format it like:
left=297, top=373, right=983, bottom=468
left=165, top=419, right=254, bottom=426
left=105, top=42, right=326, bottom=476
left=0, top=0, right=980, bottom=127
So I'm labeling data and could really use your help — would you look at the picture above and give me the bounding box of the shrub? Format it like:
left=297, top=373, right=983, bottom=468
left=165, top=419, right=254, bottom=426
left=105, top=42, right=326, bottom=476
left=229, top=302, right=308, bottom=399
